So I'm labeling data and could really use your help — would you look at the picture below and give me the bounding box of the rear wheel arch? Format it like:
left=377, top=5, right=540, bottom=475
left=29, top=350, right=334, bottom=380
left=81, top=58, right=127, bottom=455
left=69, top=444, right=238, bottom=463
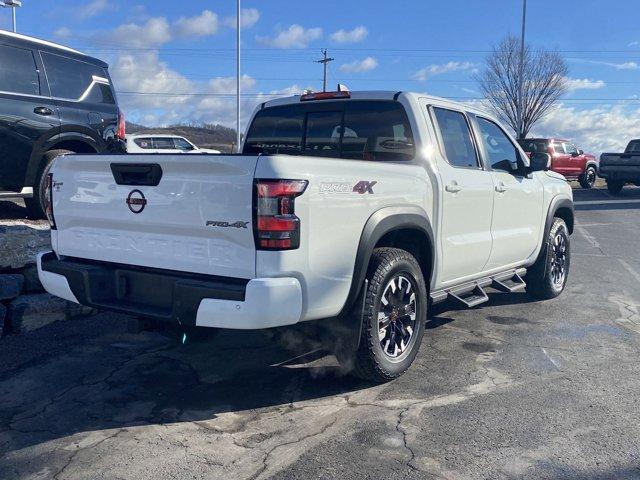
left=339, top=207, right=434, bottom=317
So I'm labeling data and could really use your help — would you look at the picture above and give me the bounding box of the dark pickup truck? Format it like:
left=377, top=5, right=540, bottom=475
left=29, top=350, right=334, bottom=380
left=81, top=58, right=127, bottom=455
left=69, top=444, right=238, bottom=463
left=600, top=140, right=640, bottom=194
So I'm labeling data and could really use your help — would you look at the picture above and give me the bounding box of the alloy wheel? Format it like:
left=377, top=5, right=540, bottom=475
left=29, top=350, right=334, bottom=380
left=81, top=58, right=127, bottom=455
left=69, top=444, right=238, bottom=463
left=378, top=274, right=417, bottom=359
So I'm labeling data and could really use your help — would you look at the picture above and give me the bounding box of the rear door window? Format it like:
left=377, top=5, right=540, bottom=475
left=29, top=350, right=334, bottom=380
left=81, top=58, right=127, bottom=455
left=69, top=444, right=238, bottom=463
left=0, top=44, right=40, bottom=95
left=42, top=52, right=109, bottom=100
left=243, top=100, right=414, bottom=161
left=432, top=107, right=479, bottom=168
left=553, top=142, right=566, bottom=154
left=153, top=138, right=176, bottom=149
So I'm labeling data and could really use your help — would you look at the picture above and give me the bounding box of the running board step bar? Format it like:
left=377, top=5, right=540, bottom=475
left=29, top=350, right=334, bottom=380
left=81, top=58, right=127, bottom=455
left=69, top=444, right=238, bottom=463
left=491, top=272, right=526, bottom=293
left=430, top=268, right=527, bottom=308
left=449, top=285, right=489, bottom=308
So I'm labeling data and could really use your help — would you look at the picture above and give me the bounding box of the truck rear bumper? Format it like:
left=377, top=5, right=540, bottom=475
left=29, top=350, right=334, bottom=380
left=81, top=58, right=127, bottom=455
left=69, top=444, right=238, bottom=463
left=37, top=252, right=303, bottom=329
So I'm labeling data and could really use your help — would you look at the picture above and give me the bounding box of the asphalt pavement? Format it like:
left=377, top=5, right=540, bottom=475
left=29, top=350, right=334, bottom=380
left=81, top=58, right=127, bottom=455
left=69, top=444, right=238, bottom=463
left=1, top=186, right=640, bottom=479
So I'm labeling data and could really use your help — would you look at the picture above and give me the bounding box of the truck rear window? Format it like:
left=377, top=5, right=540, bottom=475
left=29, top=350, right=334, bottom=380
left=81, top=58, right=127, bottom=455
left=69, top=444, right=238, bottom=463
left=243, top=100, right=415, bottom=161
left=518, top=139, right=548, bottom=153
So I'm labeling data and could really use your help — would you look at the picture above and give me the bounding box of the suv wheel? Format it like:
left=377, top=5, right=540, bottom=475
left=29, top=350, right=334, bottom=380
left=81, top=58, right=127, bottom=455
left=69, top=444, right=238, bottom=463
left=579, top=165, right=597, bottom=189
left=25, top=149, right=73, bottom=219
left=346, top=247, right=427, bottom=383
left=606, top=180, right=624, bottom=195
left=526, top=218, right=570, bottom=300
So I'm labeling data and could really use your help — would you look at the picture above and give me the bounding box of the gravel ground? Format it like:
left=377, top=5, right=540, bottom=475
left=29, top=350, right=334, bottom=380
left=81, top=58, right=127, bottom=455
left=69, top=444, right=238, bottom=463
left=1, top=187, right=640, bottom=479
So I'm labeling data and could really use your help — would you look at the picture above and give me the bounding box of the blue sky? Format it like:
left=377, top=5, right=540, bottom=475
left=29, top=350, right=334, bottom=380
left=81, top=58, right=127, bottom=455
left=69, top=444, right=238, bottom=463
left=2, top=0, right=640, bottom=153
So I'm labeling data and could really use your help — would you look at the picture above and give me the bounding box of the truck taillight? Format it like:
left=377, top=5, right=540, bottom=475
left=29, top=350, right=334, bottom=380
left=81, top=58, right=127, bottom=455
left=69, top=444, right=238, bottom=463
left=254, top=179, right=307, bottom=250
left=116, top=110, right=126, bottom=140
left=44, top=172, right=56, bottom=229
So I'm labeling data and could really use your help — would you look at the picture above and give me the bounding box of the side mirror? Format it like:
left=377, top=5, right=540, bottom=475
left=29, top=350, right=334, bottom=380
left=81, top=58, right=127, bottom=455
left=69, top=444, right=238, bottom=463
left=529, top=152, right=551, bottom=173
left=578, top=149, right=584, bottom=155
left=571, top=151, right=579, bottom=157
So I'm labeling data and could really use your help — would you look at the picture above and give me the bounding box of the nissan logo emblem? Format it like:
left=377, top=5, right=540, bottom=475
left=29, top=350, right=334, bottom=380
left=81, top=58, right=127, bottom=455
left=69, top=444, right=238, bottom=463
left=126, top=189, right=147, bottom=214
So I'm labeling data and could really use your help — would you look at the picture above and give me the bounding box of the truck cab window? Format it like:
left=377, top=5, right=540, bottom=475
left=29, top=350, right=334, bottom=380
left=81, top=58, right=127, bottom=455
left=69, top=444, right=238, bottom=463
left=475, top=117, right=522, bottom=174
left=432, top=107, right=479, bottom=168
left=303, top=111, right=342, bottom=157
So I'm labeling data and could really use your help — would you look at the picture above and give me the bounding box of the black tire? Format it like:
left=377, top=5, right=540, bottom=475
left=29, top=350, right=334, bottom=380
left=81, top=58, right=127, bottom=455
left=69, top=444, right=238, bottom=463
left=25, top=149, right=73, bottom=219
left=606, top=180, right=624, bottom=195
left=526, top=218, right=570, bottom=300
left=579, top=165, right=597, bottom=189
left=345, top=247, right=427, bottom=383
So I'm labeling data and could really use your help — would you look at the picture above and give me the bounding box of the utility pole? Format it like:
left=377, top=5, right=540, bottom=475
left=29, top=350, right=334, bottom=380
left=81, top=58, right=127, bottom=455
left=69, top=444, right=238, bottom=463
left=1, top=1, right=22, bottom=33
left=516, top=0, right=527, bottom=139
left=315, top=49, right=334, bottom=92
left=236, top=0, right=241, bottom=152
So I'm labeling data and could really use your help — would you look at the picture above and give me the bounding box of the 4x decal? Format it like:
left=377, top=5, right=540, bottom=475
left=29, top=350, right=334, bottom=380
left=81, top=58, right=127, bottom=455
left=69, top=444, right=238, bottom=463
left=352, top=180, right=377, bottom=194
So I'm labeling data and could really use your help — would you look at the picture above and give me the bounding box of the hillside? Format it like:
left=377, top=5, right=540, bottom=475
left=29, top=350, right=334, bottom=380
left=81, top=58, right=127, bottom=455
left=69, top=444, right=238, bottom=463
left=126, top=122, right=238, bottom=152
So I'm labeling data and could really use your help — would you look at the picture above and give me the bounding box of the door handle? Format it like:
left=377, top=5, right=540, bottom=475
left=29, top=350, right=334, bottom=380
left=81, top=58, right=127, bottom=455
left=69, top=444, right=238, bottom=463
left=33, top=106, right=53, bottom=116
left=495, top=182, right=507, bottom=193
left=445, top=182, right=462, bottom=193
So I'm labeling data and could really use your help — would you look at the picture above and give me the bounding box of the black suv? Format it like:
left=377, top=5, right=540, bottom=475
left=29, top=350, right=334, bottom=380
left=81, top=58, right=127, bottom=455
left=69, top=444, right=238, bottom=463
left=0, top=30, right=125, bottom=217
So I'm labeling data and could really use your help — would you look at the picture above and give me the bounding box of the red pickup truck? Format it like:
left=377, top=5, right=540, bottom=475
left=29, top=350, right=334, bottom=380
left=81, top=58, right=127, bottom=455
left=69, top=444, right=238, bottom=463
left=518, top=138, right=598, bottom=189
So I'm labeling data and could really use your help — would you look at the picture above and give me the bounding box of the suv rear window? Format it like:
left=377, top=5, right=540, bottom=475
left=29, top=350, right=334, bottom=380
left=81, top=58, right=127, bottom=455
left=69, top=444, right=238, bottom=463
left=42, top=52, right=111, bottom=101
left=133, top=138, right=153, bottom=149
left=0, top=44, right=40, bottom=95
left=243, top=100, right=415, bottom=161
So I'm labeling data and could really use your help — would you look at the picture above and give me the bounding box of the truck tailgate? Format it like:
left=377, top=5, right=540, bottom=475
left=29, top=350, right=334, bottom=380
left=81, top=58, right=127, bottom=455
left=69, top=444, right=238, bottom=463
left=51, top=154, right=258, bottom=279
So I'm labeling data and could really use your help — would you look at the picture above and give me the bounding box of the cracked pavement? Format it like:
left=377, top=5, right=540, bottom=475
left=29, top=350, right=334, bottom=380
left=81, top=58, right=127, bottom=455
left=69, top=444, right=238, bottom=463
left=2, top=187, right=640, bottom=479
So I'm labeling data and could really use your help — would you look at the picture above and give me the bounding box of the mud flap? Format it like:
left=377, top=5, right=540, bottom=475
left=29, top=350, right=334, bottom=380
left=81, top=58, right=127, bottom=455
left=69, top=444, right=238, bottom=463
left=325, top=280, right=367, bottom=358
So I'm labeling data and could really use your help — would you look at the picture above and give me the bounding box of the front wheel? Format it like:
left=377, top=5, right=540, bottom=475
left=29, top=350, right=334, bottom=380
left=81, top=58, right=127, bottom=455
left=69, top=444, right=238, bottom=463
left=579, top=165, right=597, bottom=189
left=606, top=180, right=624, bottom=195
left=344, top=247, right=427, bottom=383
left=526, top=218, right=570, bottom=300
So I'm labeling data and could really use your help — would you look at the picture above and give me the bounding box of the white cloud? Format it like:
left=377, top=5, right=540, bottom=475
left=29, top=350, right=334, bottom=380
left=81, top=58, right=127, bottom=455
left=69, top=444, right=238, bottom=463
left=412, top=61, right=476, bottom=81
left=257, top=24, right=322, bottom=48
left=174, top=10, right=218, bottom=38
left=110, top=50, right=303, bottom=129
left=95, top=12, right=222, bottom=48
left=628, top=41, right=639, bottom=47
left=223, top=8, right=260, bottom=29
left=610, top=61, right=638, bottom=70
left=107, top=17, right=172, bottom=48
left=565, top=77, right=606, bottom=92
left=532, top=104, right=640, bottom=156
left=330, top=26, right=368, bottom=44
left=340, top=57, right=378, bottom=73
left=77, top=0, right=111, bottom=19
left=53, top=27, right=72, bottom=39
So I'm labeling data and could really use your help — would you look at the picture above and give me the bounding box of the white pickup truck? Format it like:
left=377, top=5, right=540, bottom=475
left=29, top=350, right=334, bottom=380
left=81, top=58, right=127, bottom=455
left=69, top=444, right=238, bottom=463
left=37, top=90, right=574, bottom=382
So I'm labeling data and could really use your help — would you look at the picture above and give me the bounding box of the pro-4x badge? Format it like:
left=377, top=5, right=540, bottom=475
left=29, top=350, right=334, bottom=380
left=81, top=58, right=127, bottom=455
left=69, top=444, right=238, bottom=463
left=206, top=220, right=249, bottom=229
left=353, top=180, right=377, bottom=194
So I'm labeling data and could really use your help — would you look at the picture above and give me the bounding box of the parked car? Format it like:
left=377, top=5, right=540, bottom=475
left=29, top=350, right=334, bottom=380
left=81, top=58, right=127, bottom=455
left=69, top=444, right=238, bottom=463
left=125, top=134, right=220, bottom=154
left=0, top=30, right=125, bottom=218
left=518, top=138, right=598, bottom=189
left=38, top=90, right=573, bottom=382
left=599, top=139, right=640, bottom=194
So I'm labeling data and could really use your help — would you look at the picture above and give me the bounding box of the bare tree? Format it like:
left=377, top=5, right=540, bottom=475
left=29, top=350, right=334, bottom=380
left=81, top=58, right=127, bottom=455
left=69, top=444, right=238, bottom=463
left=477, top=35, right=568, bottom=139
